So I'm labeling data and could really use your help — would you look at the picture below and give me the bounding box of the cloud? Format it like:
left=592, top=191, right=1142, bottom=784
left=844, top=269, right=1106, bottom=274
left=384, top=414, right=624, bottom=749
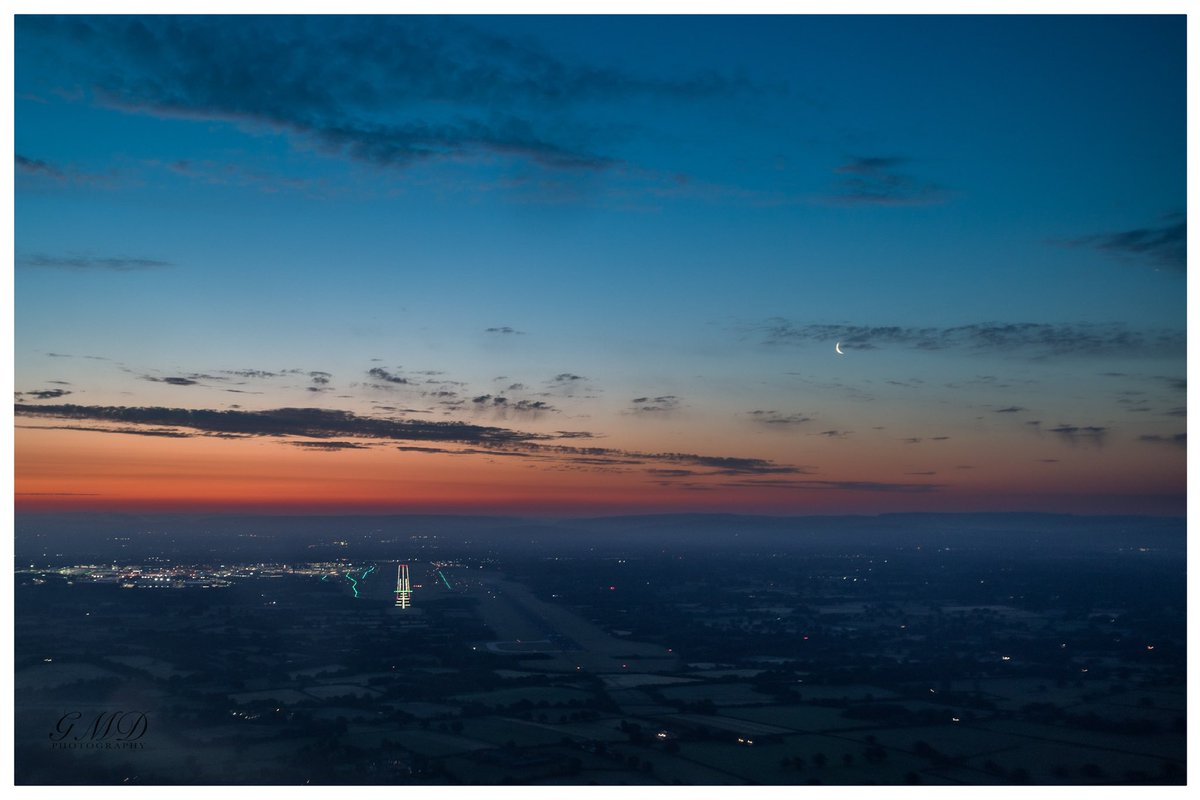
left=511, top=400, right=555, bottom=413
left=553, top=430, right=596, bottom=439
left=18, top=17, right=749, bottom=176
left=16, top=154, right=64, bottom=178
left=15, top=403, right=808, bottom=478
left=141, top=376, right=200, bottom=386
left=1154, top=376, right=1186, bottom=392
left=665, top=454, right=810, bottom=476
left=16, top=389, right=72, bottom=400
left=14, top=403, right=544, bottom=447
left=18, top=254, right=172, bottom=271
left=993, top=406, right=1026, bottom=413
left=747, top=410, right=811, bottom=426
left=485, top=326, right=524, bottom=335
left=1138, top=433, right=1186, bottom=448
left=630, top=395, right=681, bottom=413
left=290, top=441, right=371, bottom=450
left=823, top=156, right=948, bottom=206
left=813, top=430, right=850, bottom=439
left=222, top=369, right=280, bottom=379
left=546, top=372, right=591, bottom=397
left=1059, top=217, right=1185, bottom=272
left=17, top=424, right=195, bottom=438
left=469, top=395, right=554, bottom=414
left=1047, top=424, right=1108, bottom=446
left=15, top=153, right=114, bottom=185
left=762, top=319, right=1184, bottom=359
left=158, top=157, right=321, bottom=194
left=722, top=478, right=940, bottom=493
left=309, top=371, right=332, bottom=385
left=367, top=367, right=409, bottom=385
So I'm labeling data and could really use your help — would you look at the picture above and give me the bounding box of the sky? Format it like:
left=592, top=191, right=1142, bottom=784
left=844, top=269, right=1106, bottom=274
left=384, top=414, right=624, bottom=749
left=11, top=14, right=1187, bottom=516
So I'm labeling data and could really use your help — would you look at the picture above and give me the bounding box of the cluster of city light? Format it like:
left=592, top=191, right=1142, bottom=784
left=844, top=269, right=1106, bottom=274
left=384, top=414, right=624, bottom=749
left=17, top=560, right=387, bottom=590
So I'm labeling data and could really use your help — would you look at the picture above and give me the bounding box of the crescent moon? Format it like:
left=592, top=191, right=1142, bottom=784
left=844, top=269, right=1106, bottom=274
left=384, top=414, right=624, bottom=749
left=835, top=341, right=844, bottom=355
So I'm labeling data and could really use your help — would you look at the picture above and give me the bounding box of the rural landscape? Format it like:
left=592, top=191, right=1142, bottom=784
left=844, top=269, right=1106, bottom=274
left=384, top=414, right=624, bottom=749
left=14, top=513, right=1186, bottom=784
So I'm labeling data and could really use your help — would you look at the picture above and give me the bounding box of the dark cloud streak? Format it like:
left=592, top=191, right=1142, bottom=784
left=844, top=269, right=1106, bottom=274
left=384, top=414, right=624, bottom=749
left=763, top=319, right=1183, bottom=358
left=1059, top=217, right=1185, bottom=272
left=20, top=16, right=750, bottom=175
left=19, top=254, right=172, bottom=271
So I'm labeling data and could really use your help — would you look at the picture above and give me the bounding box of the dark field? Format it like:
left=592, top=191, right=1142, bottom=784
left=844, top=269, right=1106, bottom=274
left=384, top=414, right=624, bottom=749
left=13, top=513, right=1186, bottom=785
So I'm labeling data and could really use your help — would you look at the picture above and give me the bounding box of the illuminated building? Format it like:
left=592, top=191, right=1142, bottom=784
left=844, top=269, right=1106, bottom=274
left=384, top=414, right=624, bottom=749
left=395, top=563, right=412, bottom=609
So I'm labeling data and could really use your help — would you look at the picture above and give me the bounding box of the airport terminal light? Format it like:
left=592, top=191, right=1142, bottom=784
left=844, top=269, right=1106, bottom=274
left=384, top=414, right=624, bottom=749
left=395, top=563, right=411, bottom=609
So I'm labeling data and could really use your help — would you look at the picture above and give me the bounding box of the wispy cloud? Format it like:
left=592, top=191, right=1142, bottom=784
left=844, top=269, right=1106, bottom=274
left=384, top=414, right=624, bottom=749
left=15, top=388, right=72, bottom=400
left=15, top=402, right=806, bottom=478
left=19, top=16, right=749, bottom=176
left=721, top=478, right=940, bottom=493
left=485, top=326, right=524, bottom=335
left=290, top=441, right=372, bottom=450
left=18, top=254, right=172, bottom=271
left=141, top=376, right=200, bottom=386
left=222, top=369, right=281, bottom=379
left=470, top=395, right=557, bottom=415
left=1138, top=433, right=1186, bottom=448
left=158, top=158, right=322, bottom=194
left=17, top=424, right=195, bottom=438
left=823, top=156, right=948, bottom=206
left=747, top=410, right=812, bottom=426
left=16, top=154, right=64, bottom=179
left=629, top=395, right=681, bottom=414
left=762, top=319, right=1183, bottom=358
left=1047, top=424, right=1108, bottom=446
left=1058, top=216, right=1185, bottom=272
left=367, top=367, right=409, bottom=385
left=15, top=153, right=114, bottom=186
left=15, top=403, right=542, bottom=446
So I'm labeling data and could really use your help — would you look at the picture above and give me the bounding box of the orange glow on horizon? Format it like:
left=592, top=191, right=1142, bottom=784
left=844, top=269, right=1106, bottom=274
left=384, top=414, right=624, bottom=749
left=14, top=425, right=1186, bottom=517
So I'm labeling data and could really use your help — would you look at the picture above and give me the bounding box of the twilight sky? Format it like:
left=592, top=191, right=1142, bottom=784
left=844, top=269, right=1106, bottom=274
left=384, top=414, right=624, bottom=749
left=13, top=14, right=1187, bottom=515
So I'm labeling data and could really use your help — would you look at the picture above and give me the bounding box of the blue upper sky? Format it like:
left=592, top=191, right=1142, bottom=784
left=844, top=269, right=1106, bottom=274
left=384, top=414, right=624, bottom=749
left=13, top=15, right=1187, bottom=515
